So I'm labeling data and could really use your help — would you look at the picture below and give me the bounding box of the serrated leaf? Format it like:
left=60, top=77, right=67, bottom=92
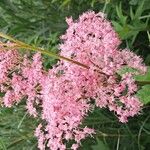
left=136, top=85, right=150, bottom=104
left=91, top=138, right=109, bottom=150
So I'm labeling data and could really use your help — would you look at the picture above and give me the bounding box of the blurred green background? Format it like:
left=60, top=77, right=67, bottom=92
left=0, top=0, right=150, bottom=150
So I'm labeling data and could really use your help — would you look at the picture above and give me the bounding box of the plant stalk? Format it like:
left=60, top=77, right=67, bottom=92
left=0, top=32, right=150, bottom=86
left=0, top=32, right=89, bottom=69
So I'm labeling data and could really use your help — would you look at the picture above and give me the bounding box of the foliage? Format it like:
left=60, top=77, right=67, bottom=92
left=117, top=66, right=150, bottom=104
left=0, top=0, right=150, bottom=150
left=135, top=67, right=150, bottom=82
left=112, top=0, right=149, bottom=45
left=136, top=85, right=150, bottom=104
left=0, top=104, right=38, bottom=150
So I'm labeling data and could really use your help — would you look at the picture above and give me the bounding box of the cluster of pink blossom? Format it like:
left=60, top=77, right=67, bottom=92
left=0, top=11, right=147, bottom=150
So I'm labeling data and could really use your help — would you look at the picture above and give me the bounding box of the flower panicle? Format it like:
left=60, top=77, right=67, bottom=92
left=0, top=11, right=147, bottom=150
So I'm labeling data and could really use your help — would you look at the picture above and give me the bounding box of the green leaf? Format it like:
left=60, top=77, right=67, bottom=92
left=0, top=139, right=7, bottom=150
left=91, top=138, right=109, bottom=150
left=142, top=0, right=150, bottom=11
left=0, top=93, right=5, bottom=97
left=136, top=85, right=150, bottom=104
left=117, top=66, right=150, bottom=83
left=117, top=66, right=139, bottom=76
left=129, top=0, right=138, bottom=5
left=111, top=21, right=123, bottom=31
left=134, top=0, right=145, bottom=19
left=147, top=31, right=150, bottom=43
left=59, top=0, right=71, bottom=8
left=51, top=0, right=59, bottom=3
left=135, top=67, right=150, bottom=82
left=116, top=3, right=127, bottom=25
left=130, top=6, right=135, bottom=20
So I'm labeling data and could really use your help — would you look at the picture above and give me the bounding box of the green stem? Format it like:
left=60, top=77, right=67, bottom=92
left=0, top=32, right=89, bottom=69
left=18, top=44, right=89, bottom=69
left=0, top=32, right=25, bottom=45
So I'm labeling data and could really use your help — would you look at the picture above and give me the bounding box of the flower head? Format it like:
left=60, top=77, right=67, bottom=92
left=0, top=11, right=146, bottom=150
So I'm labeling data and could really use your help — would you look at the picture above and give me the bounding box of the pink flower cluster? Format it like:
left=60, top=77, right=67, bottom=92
left=0, top=11, right=147, bottom=150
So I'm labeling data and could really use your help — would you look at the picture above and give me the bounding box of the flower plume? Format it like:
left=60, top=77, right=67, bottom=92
left=0, top=11, right=147, bottom=150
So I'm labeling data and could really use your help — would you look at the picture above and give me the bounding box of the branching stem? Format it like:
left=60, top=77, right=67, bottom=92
left=0, top=32, right=150, bottom=86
